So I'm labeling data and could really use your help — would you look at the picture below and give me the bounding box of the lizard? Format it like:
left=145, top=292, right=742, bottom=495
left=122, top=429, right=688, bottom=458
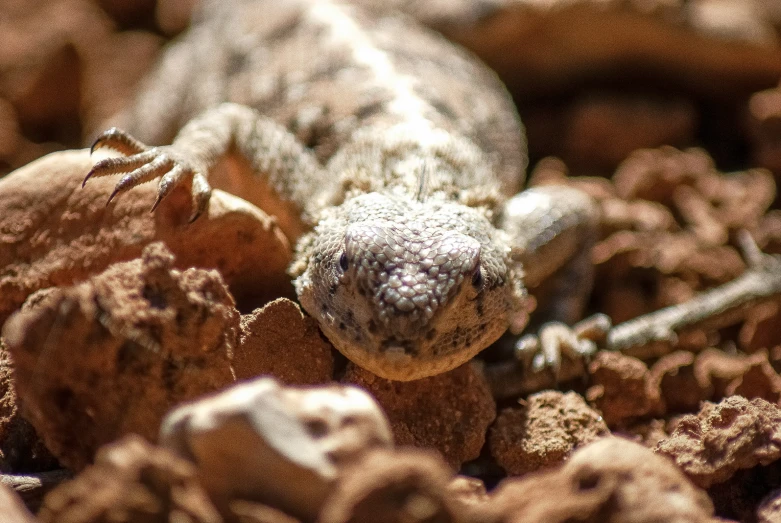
left=83, top=0, right=599, bottom=382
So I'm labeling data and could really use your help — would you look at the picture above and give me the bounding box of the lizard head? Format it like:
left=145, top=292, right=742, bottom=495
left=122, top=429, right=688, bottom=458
left=293, top=193, right=530, bottom=381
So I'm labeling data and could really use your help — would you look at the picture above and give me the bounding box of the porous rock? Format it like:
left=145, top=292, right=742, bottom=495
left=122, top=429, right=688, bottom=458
left=342, top=363, right=495, bottom=469
left=693, top=348, right=753, bottom=399
left=490, top=391, right=609, bottom=476
left=160, top=376, right=392, bottom=521
left=37, top=434, right=222, bottom=523
left=723, top=352, right=781, bottom=404
left=2, top=242, right=239, bottom=470
left=488, top=437, right=714, bottom=523
left=656, top=396, right=781, bottom=488
left=649, top=351, right=708, bottom=414
left=612, top=147, right=774, bottom=233
left=319, top=448, right=463, bottom=523
left=738, top=301, right=781, bottom=353
left=235, top=298, right=333, bottom=385
left=586, top=351, right=657, bottom=426
left=587, top=146, right=772, bottom=331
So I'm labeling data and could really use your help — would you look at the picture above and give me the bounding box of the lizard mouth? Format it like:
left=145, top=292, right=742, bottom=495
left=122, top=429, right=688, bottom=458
left=380, top=338, right=417, bottom=357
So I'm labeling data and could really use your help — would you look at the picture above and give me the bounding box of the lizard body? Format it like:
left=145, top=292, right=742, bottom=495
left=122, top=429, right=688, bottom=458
left=87, top=0, right=597, bottom=381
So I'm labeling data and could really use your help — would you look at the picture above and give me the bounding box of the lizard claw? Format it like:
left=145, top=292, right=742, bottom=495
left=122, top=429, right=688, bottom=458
left=515, top=313, right=611, bottom=381
left=84, top=128, right=212, bottom=218
left=91, top=127, right=147, bottom=156
left=188, top=173, right=211, bottom=222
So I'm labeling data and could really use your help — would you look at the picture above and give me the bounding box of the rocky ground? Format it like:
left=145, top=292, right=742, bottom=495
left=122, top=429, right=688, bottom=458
left=2, top=0, right=781, bottom=522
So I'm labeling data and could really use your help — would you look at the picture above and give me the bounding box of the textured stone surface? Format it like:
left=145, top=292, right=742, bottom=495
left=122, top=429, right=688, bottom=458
left=160, top=376, right=392, bottom=521
left=235, top=299, right=333, bottom=385
left=488, top=437, right=715, bottom=523
left=319, top=448, right=462, bottom=523
left=656, top=396, right=781, bottom=488
left=490, top=391, right=609, bottom=475
left=649, top=351, right=707, bottom=414
left=2, top=243, right=239, bottom=470
left=587, top=351, right=657, bottom=426
left=37, top=435, right=222, bottom=523
left=343, top=363, right=495, bottom=469
left=0, top=341, right=59, bottom=474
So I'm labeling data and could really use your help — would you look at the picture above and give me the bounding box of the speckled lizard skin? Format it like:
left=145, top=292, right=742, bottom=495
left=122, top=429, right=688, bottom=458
left=84, top=0, right=598, bottom=381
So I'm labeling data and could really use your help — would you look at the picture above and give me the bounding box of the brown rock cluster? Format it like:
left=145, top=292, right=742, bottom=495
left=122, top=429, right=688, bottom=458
left=534, top=147, right=781, bottom=339
left=487, top=437, right=716, bottom=523
left=0, top=217, right=492, bottom=473
left=489, top=391, right=609, bottom=475
left=343, top=363, right=496, bottom=469
left=159, top=377, right=394, bottom=521
left=657, top=396, right=781, bottom=489
left=3, top=242, right=240, bottom=470
left=656, top=397, right=781, bottom=520
left=23, top=424, right=725, bottom=523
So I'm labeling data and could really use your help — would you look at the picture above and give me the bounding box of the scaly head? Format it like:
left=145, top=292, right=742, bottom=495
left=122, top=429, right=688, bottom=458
left=293, top=193, right=530, bottom=380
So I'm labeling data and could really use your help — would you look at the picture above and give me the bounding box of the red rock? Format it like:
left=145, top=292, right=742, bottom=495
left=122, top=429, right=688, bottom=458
left=343, top=363, right=495, bottom=469
left=587, top=351, right=657, bottom=426
left=656, top=396, right=781, bottom=488
left=488, top=437, right=714, bottom=523
left=490, top=391, right=609, bottom=475
left=235, top=299, right=333, bottom=385
left=2, top=243, right=239, bottom=470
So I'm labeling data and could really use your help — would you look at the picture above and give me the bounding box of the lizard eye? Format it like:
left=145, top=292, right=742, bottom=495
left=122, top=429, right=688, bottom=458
left=339, top=252, right=349, bottom=272
left=471, top=266, right=483, bottom=288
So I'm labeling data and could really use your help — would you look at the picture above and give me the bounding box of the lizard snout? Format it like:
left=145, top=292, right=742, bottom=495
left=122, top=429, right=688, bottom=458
left=345, top=222, right=481, bottom=335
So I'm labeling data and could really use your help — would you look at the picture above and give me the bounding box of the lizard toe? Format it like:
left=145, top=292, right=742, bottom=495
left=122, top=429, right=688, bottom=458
left=151, top=163, right=191, bottom=210
left=149, top=160, right=212, bottom=221
left=84, top=149, right=159, bottom=188
left=91, top=127, right=148, bottom=156
left=106, top=154, right=173, bottom=204
left=188, top=172, right=212, bottom=222
left=515, top=314, right=611, bottom=380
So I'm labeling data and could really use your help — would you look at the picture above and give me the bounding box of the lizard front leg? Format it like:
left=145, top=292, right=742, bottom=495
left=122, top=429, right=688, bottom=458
left=499, top=185, right=606, bottom=377
left=84, top=103, right=324, bottom=224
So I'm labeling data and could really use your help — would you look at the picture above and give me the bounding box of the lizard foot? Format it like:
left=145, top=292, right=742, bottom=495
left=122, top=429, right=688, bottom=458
left=84, top=128, right=212, bottom=222
left=515, top=313, right=611, bottom=381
